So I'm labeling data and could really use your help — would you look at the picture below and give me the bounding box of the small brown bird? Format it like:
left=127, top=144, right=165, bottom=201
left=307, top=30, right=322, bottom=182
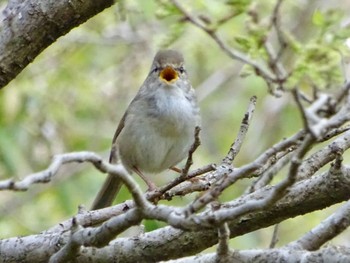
left=91, top=50, right=200, bottom=210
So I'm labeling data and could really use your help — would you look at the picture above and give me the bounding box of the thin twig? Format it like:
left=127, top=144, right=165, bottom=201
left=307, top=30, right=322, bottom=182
left=264, top=41, right=287, bottom=90
left=169, top=0, right=276, bottom=83
left=211, top=201, right=232, bottom=260
left=247, top=151, right=294, bottom=194
left=298, top=130, right=350, bottom=181
left=264, top=0, right=288, bottom=82
left=149, top=163, right=216, bottom=200
left=184, top=130, right=308, bottom=215
left=334, top=79, right=350, bottom=103
left=269, top=224, right=279, bottom=248
left=177, top=135, right=316, bottom=229
left=216, top=11, right=241, bottom=26
left=222, top=96, right=257, bottom=165
left=212, top=135, right=315, bottom=224
left=181, top=126, right=201, bottom=177
left=293, top=83, right=350, bottom=140
left=320, top=124, right=350, bottom=142
left=292, top=88, right=312, bottom=135
left=216, top=223, right=232, bottom=262
left=187, top=164, right=217, bottom=178
left=270, top=0, right=288, bottom=62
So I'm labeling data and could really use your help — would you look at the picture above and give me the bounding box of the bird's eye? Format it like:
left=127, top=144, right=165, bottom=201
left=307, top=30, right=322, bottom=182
left=178, top=66, right=185, bottom=74
left=152, top=67, right=160, bottom=74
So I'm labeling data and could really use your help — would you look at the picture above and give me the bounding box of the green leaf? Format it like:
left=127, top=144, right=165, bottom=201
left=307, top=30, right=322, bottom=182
left=234, top=36, right=252, bottom=51
left=312, top=9, right=325, bottom=27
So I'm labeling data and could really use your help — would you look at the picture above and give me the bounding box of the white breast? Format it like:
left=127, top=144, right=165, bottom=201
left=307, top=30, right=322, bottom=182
left=117, top=84, right=199, bottom=173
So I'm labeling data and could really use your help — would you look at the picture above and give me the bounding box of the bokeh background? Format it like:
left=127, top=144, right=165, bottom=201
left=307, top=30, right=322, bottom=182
left=1, top=0, right=350, bottom=250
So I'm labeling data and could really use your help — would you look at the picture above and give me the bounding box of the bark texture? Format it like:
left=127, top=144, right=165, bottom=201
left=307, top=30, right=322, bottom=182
left=0, top=0, right=116, bottom=88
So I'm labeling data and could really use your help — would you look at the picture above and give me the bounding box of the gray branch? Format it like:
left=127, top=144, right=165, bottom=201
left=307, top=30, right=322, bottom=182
left=166, top=246, right=350, bottom=263
left=0, top=0, right=116, bottom=88
left=1, top=160, right=350, bottom=262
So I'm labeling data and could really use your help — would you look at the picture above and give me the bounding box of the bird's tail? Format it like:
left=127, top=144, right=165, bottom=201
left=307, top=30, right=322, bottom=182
left=91, top=174, right=123, bottom=210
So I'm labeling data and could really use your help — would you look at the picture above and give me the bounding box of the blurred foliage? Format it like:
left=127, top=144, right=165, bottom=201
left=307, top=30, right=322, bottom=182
left=1, top=0, right=350, bottom=250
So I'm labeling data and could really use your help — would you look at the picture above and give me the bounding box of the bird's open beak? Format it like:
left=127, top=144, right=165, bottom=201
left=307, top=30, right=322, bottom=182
left=159, top=66, right=178, bottom=83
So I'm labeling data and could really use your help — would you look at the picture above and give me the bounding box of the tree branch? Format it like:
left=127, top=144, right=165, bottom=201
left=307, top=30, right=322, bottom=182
left=165, top=246, right=350, bottom=263
left=223, top=95, right=257, bottom=165
left=2, top=164, right=350, bottom=262
left=0, top=0, right=116, bottom=88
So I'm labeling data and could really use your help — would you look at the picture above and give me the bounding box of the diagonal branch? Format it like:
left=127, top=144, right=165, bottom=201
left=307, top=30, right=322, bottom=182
left=288, top=163, right=350, bottom=251
left=181, top=126, right=202, bottom=177
left=223, top=96, right=257, bottom=165
left=0, top=0, right=116, bottom=89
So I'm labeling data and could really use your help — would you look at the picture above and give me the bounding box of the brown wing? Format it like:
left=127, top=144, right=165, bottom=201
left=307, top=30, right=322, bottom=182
left=108, top=90, right=145, bottom=163
left=91, top=111, right=128, bottom=210
left=92, top=89, right=144, bottom=210
left=108, top=111, right=127, bottom=163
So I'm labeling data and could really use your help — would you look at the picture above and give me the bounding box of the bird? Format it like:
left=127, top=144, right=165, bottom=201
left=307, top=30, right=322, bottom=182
left=91, top=49, right=201, bottom=210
